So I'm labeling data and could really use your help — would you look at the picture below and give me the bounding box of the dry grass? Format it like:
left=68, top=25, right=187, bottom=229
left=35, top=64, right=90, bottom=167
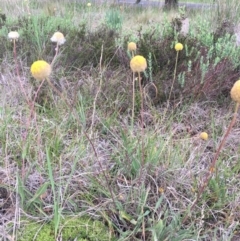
left=1, top=0, right=240, bottom=240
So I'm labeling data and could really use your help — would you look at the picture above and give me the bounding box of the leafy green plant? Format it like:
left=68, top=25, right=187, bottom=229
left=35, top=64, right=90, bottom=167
left=105, top=9, right=123, bottom=31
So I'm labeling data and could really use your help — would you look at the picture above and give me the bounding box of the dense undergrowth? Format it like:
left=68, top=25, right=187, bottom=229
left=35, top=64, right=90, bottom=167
left=0, top=0, right=240, bottom=240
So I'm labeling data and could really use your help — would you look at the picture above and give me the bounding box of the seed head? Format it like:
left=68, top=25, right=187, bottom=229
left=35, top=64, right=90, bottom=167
left=50, top=31, right=66, bottom=45
left=130, top=55, right=147, bottom=73
left=30, top=60, right=52, bottom=80
left=8, top=31, right=20, bottom=40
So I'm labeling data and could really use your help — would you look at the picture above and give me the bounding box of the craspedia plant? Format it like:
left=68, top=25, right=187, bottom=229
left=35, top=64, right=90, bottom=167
left=130, top=55, right=147, bottom=73
left=130, top=55, right=147, bottom=120
left=31, top=60, right=52, bottom=80
left=128, top=42, right=137, bottom=59
left=175, top=42, right=183, bottom=51
left=200, top=132, right=208, bottom=140
left=128, top=42, right=137, bottom=52
left=168, top=42, right=184, bottom=104
left=230, top=79, right=240, bottom=103
left=130, top=54, right=147, bottom=167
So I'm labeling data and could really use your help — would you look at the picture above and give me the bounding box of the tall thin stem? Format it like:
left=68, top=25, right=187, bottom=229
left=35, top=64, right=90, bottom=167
left=138, top=71, right=145, bottom=167
left=168, top=50, right=179, bottom=104
left=90, top=44, right=103, bottom=138
left=131, top=50, right=135, bottom=130
left=51, top=43, right=59, bottom=67
left=21, top=79, right=46, bottom=179
left=131, top=72, right=135, bottom=130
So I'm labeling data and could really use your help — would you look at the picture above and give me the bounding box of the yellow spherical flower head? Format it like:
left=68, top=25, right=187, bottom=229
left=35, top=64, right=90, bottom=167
left=175, top=43, right=183, bottom=51
left=128, top=42, right=137, bottom=52
left=230, top=80, right=240, bottom=103
left=200, top=132, right=208, bottom=141
left=31, top=60, right=52, bottom=80
left=130, top=55, right=147, bottom=73
left=50, top=31, right=66, bottom=45
left=87, top=2, right=91, bottom=7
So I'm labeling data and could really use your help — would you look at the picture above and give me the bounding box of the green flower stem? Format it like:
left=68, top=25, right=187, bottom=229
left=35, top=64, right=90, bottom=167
left=51, top=43, right=59, bottom=67
left=138, top=71, right=145, bottom=167
left=131, top=50, right=135, bottom=130
left=131, top=51, right=134, bottom=59
left=131, top=72, right=135, bottom=130
left=182, top=102, right=240, bottom=225
left=90, top=44, right=103, bottom=138
left=21, top=78, right=45, bottom=179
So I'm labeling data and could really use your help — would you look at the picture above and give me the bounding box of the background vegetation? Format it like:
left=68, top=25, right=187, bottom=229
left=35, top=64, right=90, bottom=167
left=0, top=0, right=240, bottom=240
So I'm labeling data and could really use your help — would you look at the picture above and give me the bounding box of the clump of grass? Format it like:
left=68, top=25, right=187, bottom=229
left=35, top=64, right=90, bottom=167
left=105, top=8, right=123, bottom=31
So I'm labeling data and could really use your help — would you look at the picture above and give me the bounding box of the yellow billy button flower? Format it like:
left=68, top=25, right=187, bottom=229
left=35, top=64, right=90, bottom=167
left=30, top=60, right=52, bottom=80
left=87, top=2, right=91, bottom=7
left=8, top=31, right=20, bottom=40
left=130, top=55, right=147, bottom=73
left=50, top=31, right=66, bottom=45
left=230, top=80, right=240, bottom=103
left=175, top=43, right=183, bottom=51
left=128, top=42, right=137, bottom=52
left=200, top=132, right=208, bottom=141
left=158, top=187, right=164, bottom=194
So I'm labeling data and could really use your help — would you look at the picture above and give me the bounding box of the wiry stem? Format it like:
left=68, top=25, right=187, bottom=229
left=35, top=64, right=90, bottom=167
left=131, top=72, right=135, bottom=130
left=131, top=50, right=135, bottom=130
left=21, top=79, right=46, bottom=179
left=168, top=50, right=179, bottom=104
left=51, top=43, right=59, bottom=67
left=138, top=71, right=145, bottom=168
left=90, top=44, right=103, bottom=138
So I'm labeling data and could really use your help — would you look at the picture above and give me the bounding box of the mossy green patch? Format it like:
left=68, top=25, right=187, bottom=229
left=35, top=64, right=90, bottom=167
left=18, top=216, right=114, bottom=241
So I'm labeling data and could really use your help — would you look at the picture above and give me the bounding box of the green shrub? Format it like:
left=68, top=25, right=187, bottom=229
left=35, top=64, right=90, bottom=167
left=105, top=9, right=123, bottom=31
